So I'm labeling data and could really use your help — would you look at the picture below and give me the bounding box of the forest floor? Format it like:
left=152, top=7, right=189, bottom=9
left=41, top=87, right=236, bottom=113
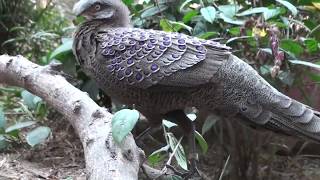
left=1, top=115, right=320, bottom=180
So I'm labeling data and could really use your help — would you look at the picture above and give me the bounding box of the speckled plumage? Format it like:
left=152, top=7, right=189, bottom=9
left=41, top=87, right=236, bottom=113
left=73, top=0, right=320, bottom=142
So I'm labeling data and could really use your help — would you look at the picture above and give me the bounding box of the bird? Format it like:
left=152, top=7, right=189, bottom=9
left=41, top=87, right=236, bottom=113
left=72, top=0, right=320, bottom=175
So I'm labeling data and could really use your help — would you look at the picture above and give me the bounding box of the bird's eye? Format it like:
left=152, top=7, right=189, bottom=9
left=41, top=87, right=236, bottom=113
left=95, top=4, right=101, bottom=11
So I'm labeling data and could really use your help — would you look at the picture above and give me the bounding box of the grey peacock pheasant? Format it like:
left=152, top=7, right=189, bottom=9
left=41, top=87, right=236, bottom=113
left=72, top=0, right=320, bottom=173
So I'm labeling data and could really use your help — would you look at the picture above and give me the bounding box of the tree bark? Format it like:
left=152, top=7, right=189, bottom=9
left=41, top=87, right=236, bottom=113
left=0, top=55, right=145, bottom=180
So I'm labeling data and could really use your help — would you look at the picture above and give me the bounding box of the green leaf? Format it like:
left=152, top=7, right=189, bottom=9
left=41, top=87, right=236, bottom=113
left=21, top=90, right=42, bottom=110
left=0, top=108, right=6, bottom=128
left=280, top=39, right=304, bottom=56
left=163, top=119, right=178, bottom=129
left=186, top=113, right=197, bottom=121
left=200, top=6, right=216, bottom=23
left=193, top=21, right=207, bottom=36
left=183, top=10, right=198, bottom=23
left=228, top=27, right=241, bottom=36
left=49, top=38, right=73, bottom=60
left=167, top=133, right=188, bottom=170
left=112, top=109, right=140, bottom=143
left=148, top=152, right=166, bottom=167
left=122, top=0, right=134, bottom=6
left=263, top=8, right=282, bottom=20
left=26, top=126, right=51, bottom=147
left=276, top=0, right=298, bottom=16
left=160, top=19, right=176, bottom=32
left=0, top=135, right=8, bottom=150
left=260, top=65, right=272, bottom=76
left=198, top=31, right=219, bottom=39
left=160, top=20, right=193, bottom=33
left=149, top=145, right=170, bottom=157
left=218, top=4, right=241, bottom=18
left=5, top=121, right=36, bottom=133
left=237, top=7, right=268, bottom=16
left=308, top=72, right=320, bottom=82
left=289, top=60, right=320, bottom=70
left=226, top=36, right=252, bottom=44
left=236, top=7, right=281, bottom=20
left=278, top=71, right=294, bottom=86
left=148, top=145, right=169, bottom=166
left=304, top=39, right=319, bottom=53
left=179, top=0, right=192, bottom=12
left=195, top=131, right=208, bottom=154
left=201, top=115, right=219, bottom=135
left=141, top=4, right=168, bottom=18
left=35, top=102, right=47, bottom=118
left=218, top=13, right=245, bottom=25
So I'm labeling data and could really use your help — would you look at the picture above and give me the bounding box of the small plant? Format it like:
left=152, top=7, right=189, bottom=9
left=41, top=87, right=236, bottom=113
left=0, top=89, right=51, bottom=150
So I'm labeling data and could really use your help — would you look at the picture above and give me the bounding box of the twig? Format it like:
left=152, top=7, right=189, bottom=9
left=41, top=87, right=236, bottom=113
left=218, top=155, right=230, bottom=180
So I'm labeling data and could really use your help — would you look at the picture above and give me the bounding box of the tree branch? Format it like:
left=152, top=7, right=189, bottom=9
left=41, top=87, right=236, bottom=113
left=0, top=55, right=145, bottom=180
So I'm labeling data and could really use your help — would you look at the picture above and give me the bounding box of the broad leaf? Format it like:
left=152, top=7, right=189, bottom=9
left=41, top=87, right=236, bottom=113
left=260, top=65, right=272, bottom=76
left=200, top=6, right=216, bottom=23
left=0, top=135, right=7, bottom=150
left=112, top=109, right=140, bottom=143
left=183, top=10, right=198, bottom=23
left=218, top=4, right=241, bottom=18
left=226, top=36, right=252, bottom=44
left=163, top=119, right=178, bottom=129
left=280, top=39, right=304, bottom=56
left=5, top=121, right=36, bottom=133
left=21, top=90, right=42, bottom=110
left=198, top=31, right=219, bottom=39
left=122, top=0, right=134, bottom=6
left=304, top=39, right=319, bottom=53
left=237, top=7, right=268, bottom=16
left=193, top=21, right=207, bottom=36
left=236, top=7, right=281, bottom=20
left=202, top=115, right=219, bottom=135
left=276, top=0, right=298, bottom=16
left=160, top=19, right=192, bottom=33
left=141, top=4, right=168, bottom=18
left=167, top=133, right=188, bottom=170
left=49, top=38, right=73, bottom=60
left=186, top=113, right=197, bottom=121
left=278, top=71, right=294, bottom=86
left=148, top=145, right=169, bottom=166
left=218, top=13, right=245, bottom=25
left=26, top=126, right=51, bottom=147
left=263, top=8, right=282, bottom=20
left=179, top=0, right=192, bottom=12
left=0, top=108, right=5, bottom=128
left=195, top=131, right=208, bottom=154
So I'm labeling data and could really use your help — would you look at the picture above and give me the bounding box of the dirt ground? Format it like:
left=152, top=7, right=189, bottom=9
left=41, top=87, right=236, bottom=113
left=2, top=115, right=320, bottom=180
left=0, top=115, right=86, bottom=180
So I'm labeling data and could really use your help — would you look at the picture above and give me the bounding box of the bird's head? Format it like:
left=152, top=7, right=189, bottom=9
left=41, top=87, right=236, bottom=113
left=73, top=0, right=130, bottom=27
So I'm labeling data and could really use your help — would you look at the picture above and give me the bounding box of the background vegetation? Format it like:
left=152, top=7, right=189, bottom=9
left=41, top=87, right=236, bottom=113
left=1, top=0, right=320, bottom=179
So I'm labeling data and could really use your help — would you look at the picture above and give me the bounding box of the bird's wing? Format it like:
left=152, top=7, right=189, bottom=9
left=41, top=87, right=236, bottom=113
left=94, top=28, right=231, bottom=89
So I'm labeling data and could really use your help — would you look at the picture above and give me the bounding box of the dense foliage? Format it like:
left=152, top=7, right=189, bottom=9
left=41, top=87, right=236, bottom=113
left=1, top=0, right=320, bottom=179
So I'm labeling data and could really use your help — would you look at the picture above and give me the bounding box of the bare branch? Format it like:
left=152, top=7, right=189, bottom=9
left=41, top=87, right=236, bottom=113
left=0, top=55, right=145, bottom=180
